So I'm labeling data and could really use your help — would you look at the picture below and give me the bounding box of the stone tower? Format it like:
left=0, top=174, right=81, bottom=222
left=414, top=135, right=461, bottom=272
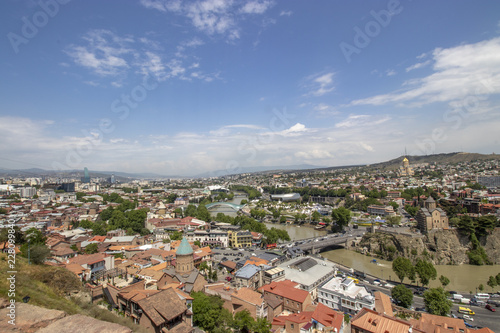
left=424, top=196, right=437, bottom=210
left=175, top=237, right=194, bottom=277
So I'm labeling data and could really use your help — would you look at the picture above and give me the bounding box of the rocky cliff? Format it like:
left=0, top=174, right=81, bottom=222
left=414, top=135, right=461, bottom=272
left=0, top=299, right=132, bottom=333
left=356, top=228, right=500, bottom=265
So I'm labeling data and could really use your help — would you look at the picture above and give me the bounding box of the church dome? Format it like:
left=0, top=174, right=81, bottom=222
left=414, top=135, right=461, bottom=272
left=176, top=237, right=193, bottom=255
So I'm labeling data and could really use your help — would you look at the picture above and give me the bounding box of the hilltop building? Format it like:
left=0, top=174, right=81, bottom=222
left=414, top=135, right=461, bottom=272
left=416, top=196, right=449, bottom=233
left=398, top=157, right=414, bottom=177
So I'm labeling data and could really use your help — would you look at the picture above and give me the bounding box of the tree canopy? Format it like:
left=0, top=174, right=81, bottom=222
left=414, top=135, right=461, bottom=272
left=331, top=207, right=351, bottom=232
left=391, top=284, right=413, bottom=308
left=423, top=288, right=453, bottom=316
left=415, top=259, right=437, bottom=287
left=392, top=257, right=415, bottom=283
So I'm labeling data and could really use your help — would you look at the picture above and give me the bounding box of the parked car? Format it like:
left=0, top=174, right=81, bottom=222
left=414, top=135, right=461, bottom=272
left=463, top=315, right=474, bottom=322
left=485, top=304, right=496, bottom=312
left=415, top=307, right=426, bottom=312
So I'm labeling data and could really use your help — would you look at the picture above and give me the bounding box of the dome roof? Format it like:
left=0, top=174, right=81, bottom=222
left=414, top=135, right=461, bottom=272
left=403, top=157, right=408, bottom=162
left=176, top=237, right=193, bottom=255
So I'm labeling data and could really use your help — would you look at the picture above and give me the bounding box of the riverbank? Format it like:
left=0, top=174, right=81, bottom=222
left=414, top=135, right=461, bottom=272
left=320, top=248, right=500, bottom=294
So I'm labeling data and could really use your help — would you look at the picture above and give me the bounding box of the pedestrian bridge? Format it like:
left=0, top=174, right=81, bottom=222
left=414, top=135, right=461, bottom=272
left=205, top=202, right=245, bottom=211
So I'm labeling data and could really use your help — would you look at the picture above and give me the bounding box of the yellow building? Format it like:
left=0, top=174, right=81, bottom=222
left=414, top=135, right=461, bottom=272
left=228, top=230, right=253, bottom=248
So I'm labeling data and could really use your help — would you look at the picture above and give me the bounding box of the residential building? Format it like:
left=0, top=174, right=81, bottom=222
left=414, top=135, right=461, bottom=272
left=278, top=256, right=337, bottom=299
left=186, top=228, right=228, bottom=248
left=230, top=287, right=267, bottom=319
left=366, top=205, right=395, bottom=216
left=119, top=287, right=193, bottom=332
left=351, top=308, right=424, bottom=333
left=317, top=277, right=375, bottom=314
left=234, top=264, right=262, bottom=289
left=260, top=280, right=312, bottom=314
left=228, top=230, right=252, bottom=248
left=272, top=302, right=344, bottom=333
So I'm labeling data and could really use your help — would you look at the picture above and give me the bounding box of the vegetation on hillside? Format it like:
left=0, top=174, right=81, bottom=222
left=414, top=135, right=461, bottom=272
left=0, top=254, right=148, bottom=332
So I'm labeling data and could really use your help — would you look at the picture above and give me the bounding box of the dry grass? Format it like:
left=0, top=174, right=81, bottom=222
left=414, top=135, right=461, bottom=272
left=0, top=254, right=148, bottom=332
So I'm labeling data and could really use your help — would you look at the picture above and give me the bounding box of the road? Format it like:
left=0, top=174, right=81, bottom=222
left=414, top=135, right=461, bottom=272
left=211, top=234, right=499, bottom=332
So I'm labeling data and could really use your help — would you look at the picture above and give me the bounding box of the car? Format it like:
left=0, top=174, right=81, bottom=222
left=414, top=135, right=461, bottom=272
left=448, top=291, right=457, bottom=295
left=485, top=304, right=496, bottom=312
left=463, top=315, right=474, bottom=322
left=373, top=279, right=381, bottom=286
left=451, top=313, right=457, bottom=318
left=415, top=307, right=426, bottom=312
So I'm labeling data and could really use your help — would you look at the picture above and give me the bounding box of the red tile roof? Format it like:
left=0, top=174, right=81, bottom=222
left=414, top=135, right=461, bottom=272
left=260, top=280, right=308, bottom=303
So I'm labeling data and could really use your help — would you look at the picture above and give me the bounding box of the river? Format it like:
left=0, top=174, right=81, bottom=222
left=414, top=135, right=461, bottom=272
left=211, top=194, right=499, bottom=293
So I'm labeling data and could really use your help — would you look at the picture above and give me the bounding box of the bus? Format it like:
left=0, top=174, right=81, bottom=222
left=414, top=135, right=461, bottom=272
left=458, top=307, right=475, bottom=315
left=475, top=293, right=490, bottom=301
left=266, top=243, right=277, bottom=249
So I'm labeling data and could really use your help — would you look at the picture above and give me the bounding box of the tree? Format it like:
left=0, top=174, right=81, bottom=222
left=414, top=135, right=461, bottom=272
left=191, top=292, right=232, bottom=333
left=439, top=275, right=450, bottom=289
left=29, top=244, right=51, bottom=264
left=331, top=207, right=351, bottom=232
left=311, top=211, right=321, bottom=222
left=169, top=231, right=183, bottom=241
left=165, top=193, right=178, bottom=203
left=185, top=204, right=197, bottom=217
left=391, top=284, right=413, bottom=308
left=85, top=243, right=99, bottom=254
left=457, top=215, right=475, bottom=235
left=233, top=310, right=254, bottom=333
left=478, top=283, right=484, bottom=292
left=487, top=275, right=497, bottom=292
left=423, top=287, right=453, bottom=316
left=392, top=257, right=414, bottom=283
left=415, top=259, right=437, bottom=287
left=388, top=201, right=399, bottom=210
left=404, top=205, right=419, bottom=217
left=496, top=273, right=500, bottom=286
left=0, top=226, right=25, bottom=244
left=386, top=215, right=402, bottom=226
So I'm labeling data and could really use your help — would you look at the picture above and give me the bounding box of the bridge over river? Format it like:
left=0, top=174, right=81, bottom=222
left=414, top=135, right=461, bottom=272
left=280, top=230, right=365, bottom=254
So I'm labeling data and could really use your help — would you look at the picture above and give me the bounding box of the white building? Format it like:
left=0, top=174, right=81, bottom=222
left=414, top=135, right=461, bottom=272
left=318, top=277, right=375, bottom=314
left=20, top=187, right=37, bottom=198
left=278, top=256, right=337, bottom=300
left=186, top=229, right=229, bottom=248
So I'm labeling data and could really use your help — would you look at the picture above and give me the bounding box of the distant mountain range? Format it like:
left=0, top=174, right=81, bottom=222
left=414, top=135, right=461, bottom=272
left=1, top=152, right=499, bottom=179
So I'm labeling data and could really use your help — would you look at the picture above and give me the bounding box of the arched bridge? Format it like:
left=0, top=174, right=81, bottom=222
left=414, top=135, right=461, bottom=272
left=205, top=202, right=245, bottom=211
left=281, top=230, right=365, bottom=254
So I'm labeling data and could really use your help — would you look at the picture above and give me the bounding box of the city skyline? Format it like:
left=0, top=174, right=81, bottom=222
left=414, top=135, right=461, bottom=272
left=2, top=1, right=500, bottom=176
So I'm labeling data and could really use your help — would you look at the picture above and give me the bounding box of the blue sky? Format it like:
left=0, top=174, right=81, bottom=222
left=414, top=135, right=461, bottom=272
left=1, top=0, right=500, bottom=176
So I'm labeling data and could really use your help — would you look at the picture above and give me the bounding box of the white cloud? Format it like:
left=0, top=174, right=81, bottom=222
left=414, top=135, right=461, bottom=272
left=280, top=10, right=292, bottom=17
left=240, top=0, right=274, bottom=14
left=386, top=69, right=396, bottom=76
left=312, top=103, right=339, bottom=117
left=335, top=115, right=390, bottom=128
left=405, top=60, right=430, bottom=72
left=350, top=37, right=500, bottom=107
left=4, top=108, right=500, bottom=176
left=65, top=30, right=132, bottom=77
left=305, top=72, right=335, bottom=96
left=140, top=0, right=275, bottom=40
